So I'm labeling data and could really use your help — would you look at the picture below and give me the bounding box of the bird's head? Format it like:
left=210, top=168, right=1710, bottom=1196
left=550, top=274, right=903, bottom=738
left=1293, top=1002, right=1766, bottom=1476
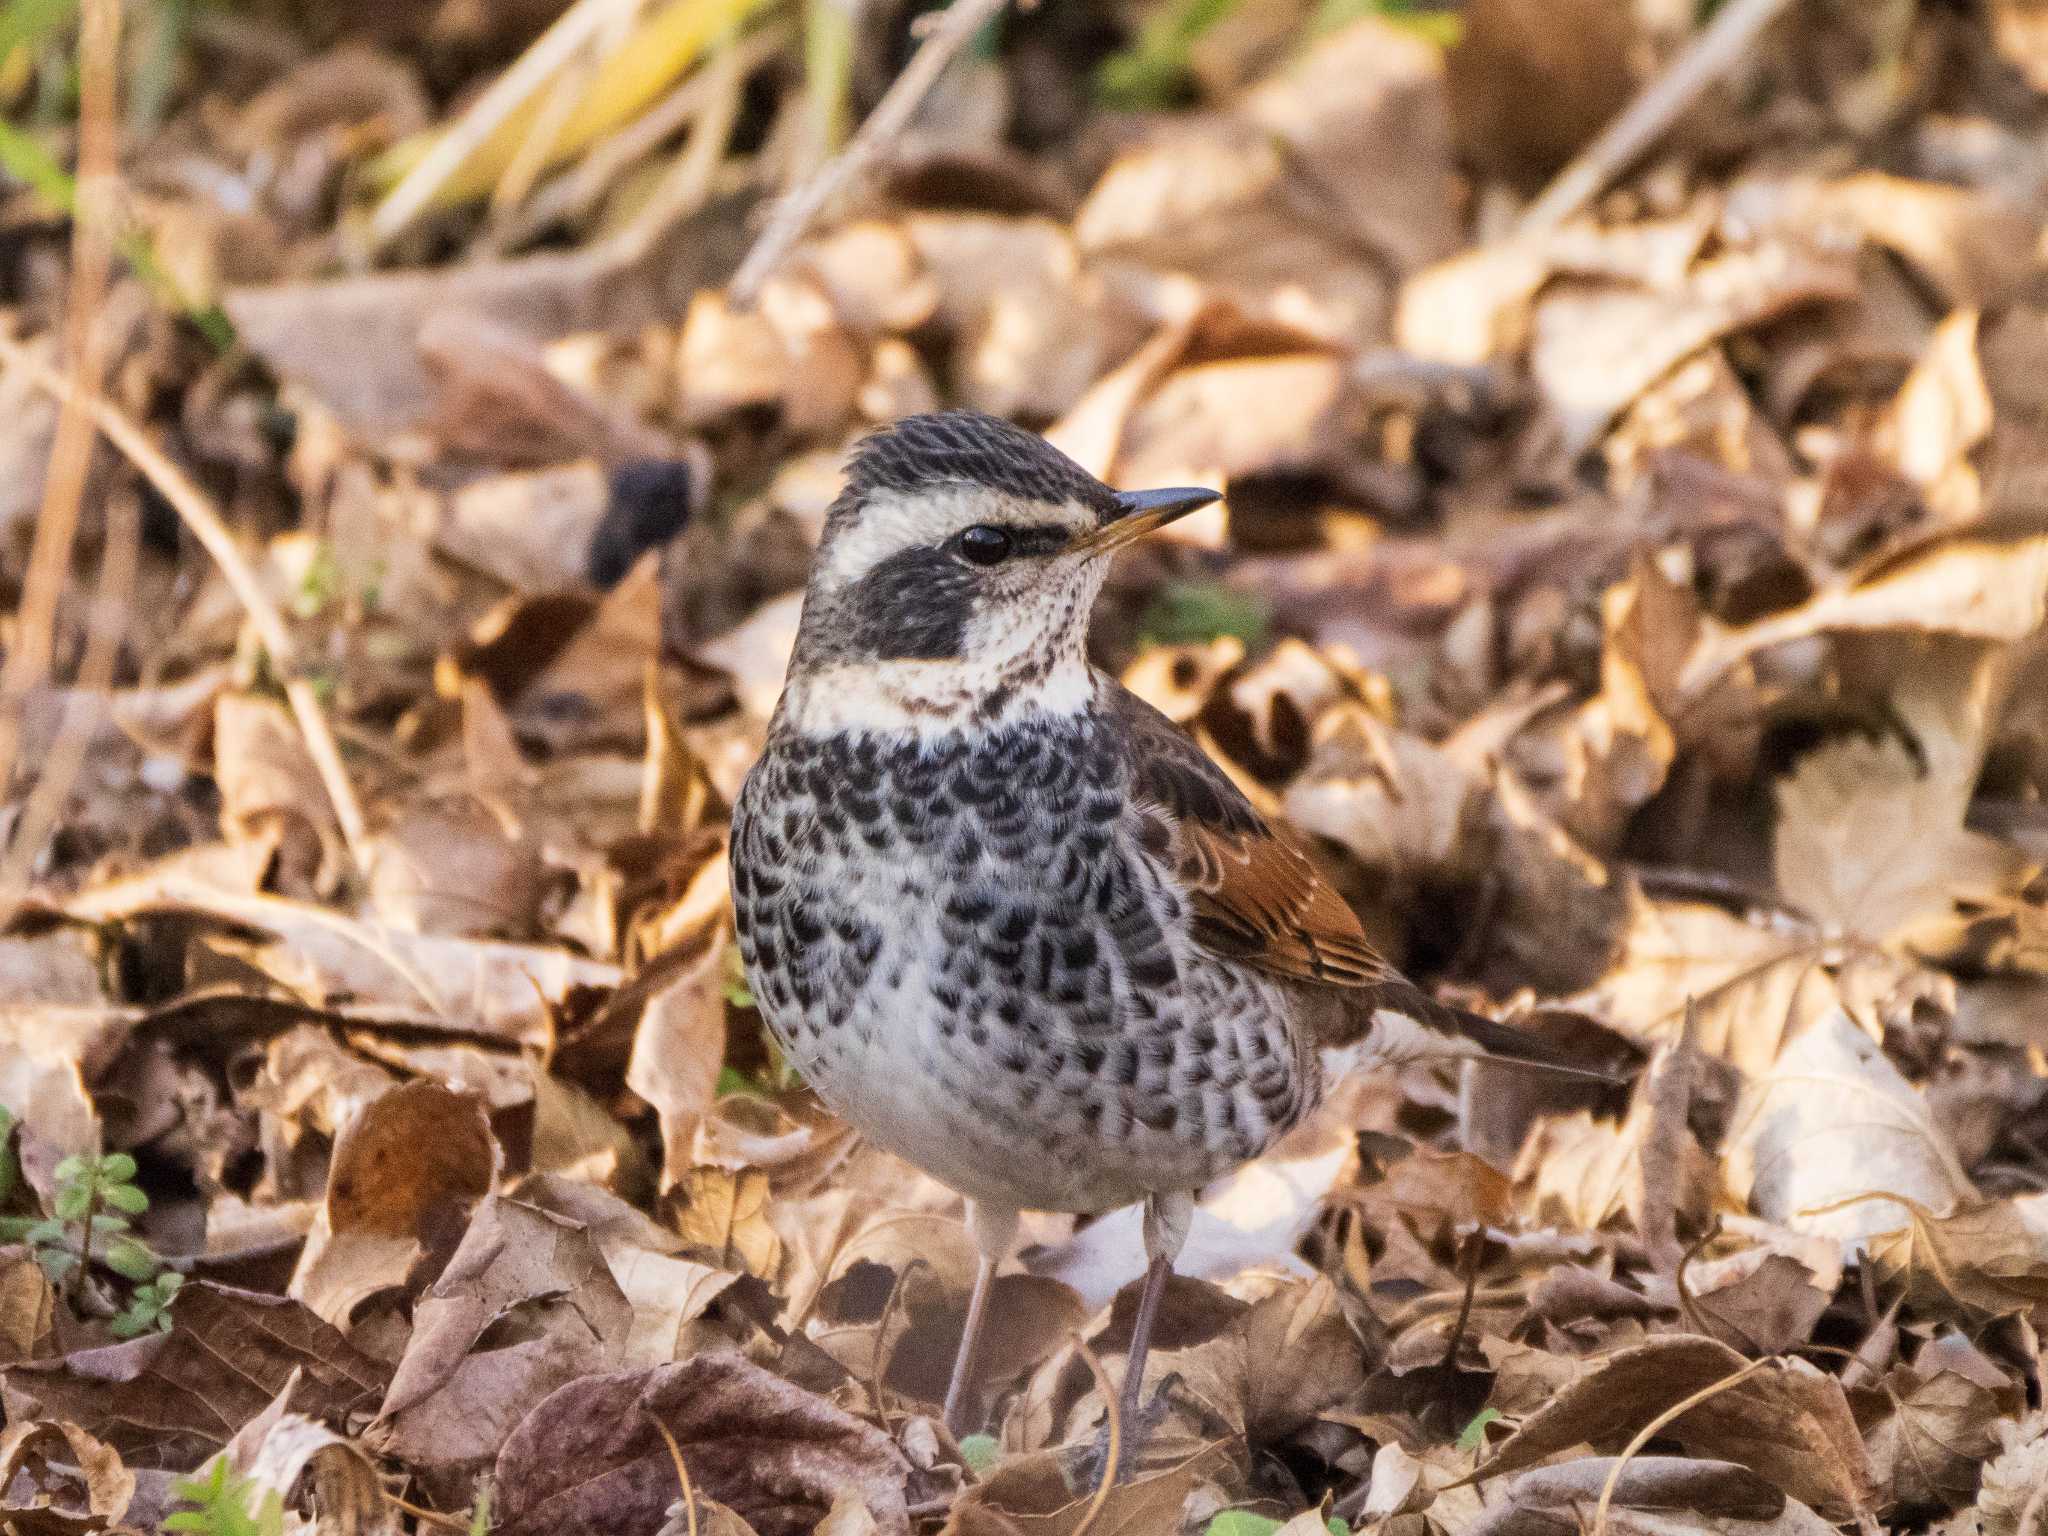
left=782, top=411, right=1218, bottom=729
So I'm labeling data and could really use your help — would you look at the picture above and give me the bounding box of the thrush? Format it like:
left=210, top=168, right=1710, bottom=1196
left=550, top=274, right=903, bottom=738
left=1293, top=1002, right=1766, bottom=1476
left=729, top=410, right=1588, bottom=1444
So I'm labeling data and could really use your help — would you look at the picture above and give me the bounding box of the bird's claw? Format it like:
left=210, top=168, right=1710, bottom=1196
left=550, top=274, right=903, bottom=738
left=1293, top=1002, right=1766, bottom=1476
left=1064, top=1371, right=1186, bottom=1493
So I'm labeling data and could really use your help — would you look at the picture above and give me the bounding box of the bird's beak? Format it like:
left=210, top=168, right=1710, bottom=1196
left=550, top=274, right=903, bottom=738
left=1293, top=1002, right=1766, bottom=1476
left=1071, top=486, right=1223, bottom=559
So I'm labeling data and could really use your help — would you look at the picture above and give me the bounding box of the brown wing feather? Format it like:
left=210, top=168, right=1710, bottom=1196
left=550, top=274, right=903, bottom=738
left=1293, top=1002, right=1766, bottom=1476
left=1108, top=685, right=1391, bottom=988
left=1107, top=685, right=1621, bottom=1080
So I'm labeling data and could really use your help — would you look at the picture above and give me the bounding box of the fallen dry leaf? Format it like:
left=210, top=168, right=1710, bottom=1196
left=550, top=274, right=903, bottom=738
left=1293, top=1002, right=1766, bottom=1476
left=1723, top=1005, right=1976, bottom=1251
left=0, top=1419, right=135, bottom=1533
left=670, top=1164, right=783, bottom=1279
left=1855, top=1331, right=2022, bottom=1507
left=370, top=1196, right=631, bottom=1474
left=1469, top=1333, right=1876, bottom=1519
left=493, top=1351, right=912, bottom=1536
left=625, top=936, right=729, bottom=1190
left=0, top=1284, right=386, bottom=1469
left=291, top=1078, right=499, bottom=1327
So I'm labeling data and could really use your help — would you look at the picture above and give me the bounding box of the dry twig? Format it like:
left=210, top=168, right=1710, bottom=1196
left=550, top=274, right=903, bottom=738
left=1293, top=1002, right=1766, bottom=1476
left=1518, top=0, right=1799, bottom=235
left=1592, top=1356, right=1775, bottom=1536
left=0, top=0, right=123, bottom=898
left=646, top=1410, right=701, bottom=1536
left=370, top=0, right=642, bottom=250
left=1071, top=1336, right=1120, bottom=1535
left=0, top=335, right=371, bottom=868
left=727, top=0, right=1011, bottom=306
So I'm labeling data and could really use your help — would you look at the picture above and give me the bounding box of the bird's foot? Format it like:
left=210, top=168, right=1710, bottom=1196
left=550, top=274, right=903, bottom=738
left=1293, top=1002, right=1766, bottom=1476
left=1064, top=1371, right=1185, bottom=1493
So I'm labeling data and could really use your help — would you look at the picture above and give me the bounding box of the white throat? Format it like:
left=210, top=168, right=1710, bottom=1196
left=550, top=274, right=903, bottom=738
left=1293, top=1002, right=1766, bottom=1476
left=779, top=653, right=1099, bottom=738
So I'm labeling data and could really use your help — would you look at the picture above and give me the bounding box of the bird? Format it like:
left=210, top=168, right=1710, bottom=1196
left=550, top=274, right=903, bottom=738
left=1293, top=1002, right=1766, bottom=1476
left=728, top=409, right=1596, bottom=1447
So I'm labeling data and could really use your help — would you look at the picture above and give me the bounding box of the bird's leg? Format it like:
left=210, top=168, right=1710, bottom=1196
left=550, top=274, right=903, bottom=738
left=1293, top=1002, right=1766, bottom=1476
left=943, top=1200, right=1019, bottom=1436
left=1082, top=1189, right=1193, bottom=1483
left=1118, top=1252, right=1173, bottom=1434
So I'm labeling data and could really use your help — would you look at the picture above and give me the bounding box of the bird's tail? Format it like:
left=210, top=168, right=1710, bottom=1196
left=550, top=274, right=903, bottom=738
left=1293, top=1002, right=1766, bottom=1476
left=1322, top=983, right=1621, bottom=1083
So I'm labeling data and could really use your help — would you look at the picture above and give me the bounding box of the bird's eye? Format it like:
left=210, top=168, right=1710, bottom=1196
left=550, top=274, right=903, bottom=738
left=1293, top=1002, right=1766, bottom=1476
left=955, top=525, right=1013, bottom=566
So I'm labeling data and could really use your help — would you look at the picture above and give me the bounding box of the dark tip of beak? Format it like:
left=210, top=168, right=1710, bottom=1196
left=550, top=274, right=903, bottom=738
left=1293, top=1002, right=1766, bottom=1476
left=1110, top=486, right=1222, bottom=526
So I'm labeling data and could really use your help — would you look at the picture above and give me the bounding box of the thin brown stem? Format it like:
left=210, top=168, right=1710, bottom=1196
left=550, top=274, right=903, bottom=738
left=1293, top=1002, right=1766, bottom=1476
left=0, top=0, right=123, bottom=854
left=727, top=0, right=1010, bottom=305
left=646, top=1409, right=700, bottom=1536
left=1438, top=1228, right=1484, bottom=1371
left=1072, top=1337, right=1119, bottom=1535
left=0, top=336, right=370, bottom=870
left=1592, top=1356, right=1774, bottom=1536
left=1518, top=0, right=1798, bottom=235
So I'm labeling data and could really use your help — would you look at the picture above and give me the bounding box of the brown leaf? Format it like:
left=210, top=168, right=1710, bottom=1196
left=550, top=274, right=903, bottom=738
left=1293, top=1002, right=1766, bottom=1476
left=370, top=1196, right=631, bottom=1474
left=1045, top=303, right=1336, bottom=504
left=1865, top=1197, right=2048, bottom=1318
left=0, top=1420, right=135, bottom=1533
left=0, top=1283, right=387, bottom=1469
left=675, top=276, right=860, bottom=436
left=625, top=937, right=729, bottom=1190
left=1284, top=704, right=1481, bottom=888
left=1573, top=889, right=1942, bottom=1073
left=1774, top=638, right=2025, bottom=946
left=1075, top=128, right=1387, bottom=357
left=1683, top=510, right=2048, bottom=697
left=212, top=691, right=345, bottom=892
left=1530, top=248, right=1859, bottom=459
left=493, top=1352, right=912, bottom=1536
left=1468, top=1334, right=1876, bottom=1519
left=1855, top=1332, right=2022, bottom=1507
left=941, top=1447, right=1222, bottom=1536
left=222, top=207, right=746, bottom=439
left=789, top=221, right=939, bottom=338
left=1239, top=17, right=1460, bottom=279
left=0, top=1253, right=56, bottom=1365
left=416, top=310, right=685, bottom=470
left=1462, top=1456, right=1842, bottom=1536
left=813, top=1486, right=884, bottom=1535
left=670, top=1165, right=782, bottom=1279
left=902, top=215, right=1114, bottom=422
left=1683, top=1250, right=1837, bottom=1358
left=290, top=1079, right=499, bottom=1327
left=1724, top=1006, right=1976, bottom=1250
left=364, top=799, right=544, bottom=938
left=692, top=591, right=804, bottom=724
left=1513, top=1093, right=1711, bottom=1242
left=62, top=877, right=624, bottom=1046
left=1443, top=0, right=1638, bottom=192
left=217, top=1372, right=392, bottom=1535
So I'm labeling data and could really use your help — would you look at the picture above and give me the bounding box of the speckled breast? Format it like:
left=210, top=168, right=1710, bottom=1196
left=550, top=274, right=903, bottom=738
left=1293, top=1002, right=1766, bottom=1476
left=729, top=714, right=1314, bottom=1214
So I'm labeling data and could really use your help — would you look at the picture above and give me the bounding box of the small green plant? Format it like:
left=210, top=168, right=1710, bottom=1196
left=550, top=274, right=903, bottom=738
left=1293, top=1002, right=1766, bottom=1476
left=0, top=116, right=234, bottom=349
left=1138, top=580, right=1271, bottom=649
left=1096, top=0, right=1245, bottom=109
left=1457, top=1405, right=1503, bottom=1452
left=14, top=1151, right=158, bottom=1296
left=1203, top=1513, right=1350, bottom=1536
left=165, top=1458, right=284, bottom=1536
left=0, top=1104, right=21, bottom=1210
left=1312, top=0, right=1464, bottom=46
left=291, top=540, right=341, bottom=618
left=112, top=1269, right=183, bottom=1337
left=721, top=944, right=755, bottom=1009
left=958, top=1432, right=999, bottom=1474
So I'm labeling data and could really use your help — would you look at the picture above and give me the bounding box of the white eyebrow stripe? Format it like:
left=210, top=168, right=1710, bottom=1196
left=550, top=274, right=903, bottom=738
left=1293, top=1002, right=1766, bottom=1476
left=814, top=486, right=1095, bottom=587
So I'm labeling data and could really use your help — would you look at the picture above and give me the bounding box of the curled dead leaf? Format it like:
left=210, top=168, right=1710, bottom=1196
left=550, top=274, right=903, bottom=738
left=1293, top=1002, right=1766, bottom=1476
left=493, top=1352, right=912, bottom=1536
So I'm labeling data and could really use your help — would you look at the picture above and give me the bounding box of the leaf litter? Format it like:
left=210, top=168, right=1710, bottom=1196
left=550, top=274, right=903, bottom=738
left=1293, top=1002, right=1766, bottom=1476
left=8, top=0, right=2048, bottom=1531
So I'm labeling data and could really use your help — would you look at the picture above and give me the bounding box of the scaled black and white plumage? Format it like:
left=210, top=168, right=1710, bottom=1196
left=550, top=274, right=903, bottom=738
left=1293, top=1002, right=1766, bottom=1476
left=729, top=410, right=1588, bottom=1441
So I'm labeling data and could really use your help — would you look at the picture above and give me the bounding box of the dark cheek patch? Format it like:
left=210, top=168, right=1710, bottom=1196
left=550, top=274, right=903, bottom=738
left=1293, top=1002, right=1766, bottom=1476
left=848, top=546, right=976, bottom=660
